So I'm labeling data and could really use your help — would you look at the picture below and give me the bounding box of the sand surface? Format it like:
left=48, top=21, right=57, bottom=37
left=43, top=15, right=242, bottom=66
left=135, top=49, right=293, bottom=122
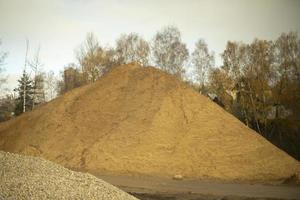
left=0, top=63, right=299, bottom=181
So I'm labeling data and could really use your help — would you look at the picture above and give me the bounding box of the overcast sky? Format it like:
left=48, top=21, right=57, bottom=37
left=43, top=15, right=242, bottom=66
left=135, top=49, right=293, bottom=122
left=1, top=0, right=300, bottom=91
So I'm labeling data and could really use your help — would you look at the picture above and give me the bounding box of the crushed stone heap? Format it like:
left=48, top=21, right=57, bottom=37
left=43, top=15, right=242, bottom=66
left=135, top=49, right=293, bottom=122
left=0, top=151, right=137, bottom=200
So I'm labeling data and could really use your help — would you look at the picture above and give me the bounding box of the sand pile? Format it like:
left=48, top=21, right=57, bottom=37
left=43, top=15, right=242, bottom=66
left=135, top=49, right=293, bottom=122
left=0, top=63, right=299, bottom=181
left=0, top=151, right=137, bottom=200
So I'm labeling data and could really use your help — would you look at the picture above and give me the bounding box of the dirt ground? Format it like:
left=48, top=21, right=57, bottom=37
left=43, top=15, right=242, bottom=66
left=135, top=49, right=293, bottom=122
left=97, top=175, right=300, bottom=200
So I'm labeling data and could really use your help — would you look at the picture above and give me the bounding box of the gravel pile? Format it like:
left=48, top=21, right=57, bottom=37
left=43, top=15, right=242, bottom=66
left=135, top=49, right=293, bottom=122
left=0, top=151, right=138, bottom=200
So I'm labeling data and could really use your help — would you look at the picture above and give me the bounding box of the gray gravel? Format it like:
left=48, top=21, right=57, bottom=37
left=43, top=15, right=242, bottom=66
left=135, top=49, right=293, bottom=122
left=0, top=151, right=138, bottom=200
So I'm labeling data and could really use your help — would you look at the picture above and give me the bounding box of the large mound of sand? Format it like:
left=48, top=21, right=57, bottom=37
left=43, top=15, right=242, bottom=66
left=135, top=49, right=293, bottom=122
left=0, top=64, right=299, bottom=181
left=0, top=151, right=137, bottom=200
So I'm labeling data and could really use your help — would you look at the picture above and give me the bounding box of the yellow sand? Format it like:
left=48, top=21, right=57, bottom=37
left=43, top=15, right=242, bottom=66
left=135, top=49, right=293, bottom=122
left=0, top=63, right=299, bottom=181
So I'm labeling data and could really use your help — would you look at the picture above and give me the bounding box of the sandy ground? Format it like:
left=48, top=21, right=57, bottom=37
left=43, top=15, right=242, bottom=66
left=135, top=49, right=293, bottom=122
left=1, top=64, right=300, bottom=199
left=97, top=175, right=300, bottom=200
left=1, top=64, right=299, bottom=182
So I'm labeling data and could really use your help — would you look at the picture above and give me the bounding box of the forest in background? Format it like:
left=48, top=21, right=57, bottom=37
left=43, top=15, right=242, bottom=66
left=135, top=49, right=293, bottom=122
left=0, top=26, right=299, bottom=160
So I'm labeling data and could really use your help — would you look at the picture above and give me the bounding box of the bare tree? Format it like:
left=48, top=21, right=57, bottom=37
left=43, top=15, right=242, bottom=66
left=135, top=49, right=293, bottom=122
left=29, top=46, right=45, bottom=108
left=207, top=32, right=300, bottom=160
left=273, top=32, right=300, bottom=122
left=44, top=70, right=57, bottom=101
left=208, top=67, right=233, bottom=111
left=245, top=39, right=274, bottom=133
left=220, top=41, right=254, bottom=127
left=115, top=33, right=150, bottom=66
left=217, top=39, right=274, bottom=134
left=22, top=39, right=29, bottom=113
left=152, top=26, right=189, bottom=78
left=271, top=32, right=300, bottom=159
left=77, top=32, right=115, bottom=82
left=0, top=39, right=8, bottom=94
left=191, top=39, right=215, bottom=93
left=76, top=32, right=101, bottom=82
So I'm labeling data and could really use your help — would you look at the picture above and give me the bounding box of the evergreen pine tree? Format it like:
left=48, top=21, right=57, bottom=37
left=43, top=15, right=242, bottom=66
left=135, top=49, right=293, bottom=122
left=14, top=70, right=34, bottom=115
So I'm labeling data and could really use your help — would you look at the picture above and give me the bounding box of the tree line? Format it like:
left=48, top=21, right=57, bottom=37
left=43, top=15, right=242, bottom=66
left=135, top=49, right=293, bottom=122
left=209, top=33, right=300, bottom=160
left=57, top=26, right=191, bottom=94
left=57, top=26, right=214, bottom=93
left=0, top=40, right=57, bottom=120
left=0, top=26, right=299, bottom=160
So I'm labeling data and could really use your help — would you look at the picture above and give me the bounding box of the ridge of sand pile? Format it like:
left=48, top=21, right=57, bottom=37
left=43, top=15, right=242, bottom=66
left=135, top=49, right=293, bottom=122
left=0, top=151, right=137, bottom=200
left=0, top=63, right=299, bottom=181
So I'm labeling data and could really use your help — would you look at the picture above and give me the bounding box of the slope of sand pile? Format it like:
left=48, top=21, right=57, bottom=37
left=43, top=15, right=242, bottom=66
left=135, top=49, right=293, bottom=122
left=0, top=63, right=299, bottom=181
left=0, top=151, right=137, bottom=200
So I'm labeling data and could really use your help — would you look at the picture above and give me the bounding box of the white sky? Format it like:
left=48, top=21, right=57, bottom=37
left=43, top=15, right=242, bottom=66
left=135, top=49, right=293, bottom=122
left=1, top=0, right=300, bottom=91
